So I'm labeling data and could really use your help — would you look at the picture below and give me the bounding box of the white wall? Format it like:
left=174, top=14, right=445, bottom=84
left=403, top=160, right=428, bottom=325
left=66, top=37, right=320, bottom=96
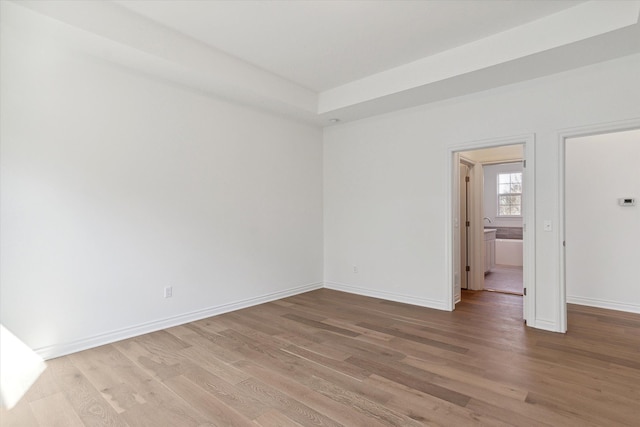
left=324, top=53, right=640, bottom=331
left=0, top=13, right=323, bottom=358
left=566, top=129, right=640, bottom=313
left=483, top=162, right=524, bottom=228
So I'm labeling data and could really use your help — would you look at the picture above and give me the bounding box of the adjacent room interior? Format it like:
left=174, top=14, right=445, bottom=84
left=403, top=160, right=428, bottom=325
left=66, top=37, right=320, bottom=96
left=456, top=144, right=525, bottom=299
left=1, top=1, right=639, bottom=426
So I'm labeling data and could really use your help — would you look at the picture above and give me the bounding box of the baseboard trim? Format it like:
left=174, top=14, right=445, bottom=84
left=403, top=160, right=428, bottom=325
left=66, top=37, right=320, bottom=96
left=530, top=318, right=561, bottom=332
left=567, top=295, right=640, bottom=314
left=35, top=282, right=323, bottom=360
left=324, top=281, right=449, bottom=311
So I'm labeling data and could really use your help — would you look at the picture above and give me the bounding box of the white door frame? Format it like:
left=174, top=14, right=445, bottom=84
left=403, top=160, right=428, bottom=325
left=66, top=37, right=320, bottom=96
left=459, top=159, right=472, bottom=294
left=557, top=117, right=640, bottom=332
left=459, top=158, right=485, bottom=293
left=455, top=157, right=484, bottom=302
left=446, top=134, right=535, bottom=323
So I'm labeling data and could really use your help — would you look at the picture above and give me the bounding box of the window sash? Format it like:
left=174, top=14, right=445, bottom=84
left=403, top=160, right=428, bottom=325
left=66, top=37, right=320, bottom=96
left=497, top=172, right=522, bottom=216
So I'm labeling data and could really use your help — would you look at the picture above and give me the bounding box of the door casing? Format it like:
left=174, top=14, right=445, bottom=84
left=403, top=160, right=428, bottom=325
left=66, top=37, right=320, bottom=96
left=558, top=117, right=640, bottom=333
left=446, top=134, right=535, bottom=323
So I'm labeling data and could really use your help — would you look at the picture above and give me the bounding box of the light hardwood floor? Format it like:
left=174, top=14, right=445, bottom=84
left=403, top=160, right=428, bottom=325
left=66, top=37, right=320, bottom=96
left=2, top=289, right=639, bottom=426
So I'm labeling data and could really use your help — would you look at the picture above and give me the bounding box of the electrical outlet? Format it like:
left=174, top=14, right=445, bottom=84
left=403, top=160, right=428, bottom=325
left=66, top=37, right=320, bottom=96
left=353, top=265, right=358, bottom=273
left=164, top=286, right=173, bottom=298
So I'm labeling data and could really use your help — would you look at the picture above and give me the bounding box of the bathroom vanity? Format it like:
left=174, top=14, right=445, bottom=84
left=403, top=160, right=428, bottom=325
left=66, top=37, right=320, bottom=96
left=484, top=229, right=496, bottom=273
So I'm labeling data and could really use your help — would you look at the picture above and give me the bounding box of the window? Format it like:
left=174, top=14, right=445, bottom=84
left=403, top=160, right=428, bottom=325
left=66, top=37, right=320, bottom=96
left=497, top=172, right=522, bottom=216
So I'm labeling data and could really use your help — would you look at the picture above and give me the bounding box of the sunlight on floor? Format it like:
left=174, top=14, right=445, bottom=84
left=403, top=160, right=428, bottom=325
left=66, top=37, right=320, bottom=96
left=0, top=325, right=47, bottom=409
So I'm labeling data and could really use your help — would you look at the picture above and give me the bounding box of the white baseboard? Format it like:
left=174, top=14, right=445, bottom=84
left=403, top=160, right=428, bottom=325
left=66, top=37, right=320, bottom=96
left=324, top=281, right=449, bottom=311
left=567, top=295, right=640, bottom=314
left=530, top=318, right=561, bottom=332
left=35, top=282, right=323, bottom=360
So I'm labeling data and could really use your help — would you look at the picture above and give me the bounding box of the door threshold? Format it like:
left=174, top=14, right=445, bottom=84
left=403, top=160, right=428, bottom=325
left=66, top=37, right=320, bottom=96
left=484, top=289, right=523, bottom=296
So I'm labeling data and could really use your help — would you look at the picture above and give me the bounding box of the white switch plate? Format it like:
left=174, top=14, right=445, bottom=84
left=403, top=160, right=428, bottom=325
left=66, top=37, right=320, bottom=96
left=543, top=220, right=552, bottom=232
left=164, top=286, right=173, bottom=298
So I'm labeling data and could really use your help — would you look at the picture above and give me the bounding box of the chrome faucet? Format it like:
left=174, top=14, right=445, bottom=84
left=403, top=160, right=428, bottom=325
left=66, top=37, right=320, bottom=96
left=483, top=217, right=493, bottom=224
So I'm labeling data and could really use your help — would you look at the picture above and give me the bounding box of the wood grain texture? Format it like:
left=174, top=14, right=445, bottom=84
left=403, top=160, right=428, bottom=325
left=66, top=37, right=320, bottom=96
left=2, top=289, right=639, bottom=426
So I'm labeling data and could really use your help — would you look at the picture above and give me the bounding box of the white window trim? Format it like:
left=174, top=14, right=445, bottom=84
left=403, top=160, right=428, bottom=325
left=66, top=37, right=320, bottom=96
left=497, top=172, right=522, bottom=217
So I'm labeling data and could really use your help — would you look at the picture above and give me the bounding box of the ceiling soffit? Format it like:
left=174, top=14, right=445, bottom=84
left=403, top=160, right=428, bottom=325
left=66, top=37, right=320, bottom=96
left=6, top=0, right=640, bottom=126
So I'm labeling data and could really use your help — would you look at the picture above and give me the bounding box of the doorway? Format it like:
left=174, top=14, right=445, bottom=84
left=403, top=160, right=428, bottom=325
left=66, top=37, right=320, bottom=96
left=559, top=121, right=640, bottom=332
left=447, top=135, right=535, bottom=323
left=458, top=146, right=524, bottom=296
left=482, top=160, right=524, bottom=296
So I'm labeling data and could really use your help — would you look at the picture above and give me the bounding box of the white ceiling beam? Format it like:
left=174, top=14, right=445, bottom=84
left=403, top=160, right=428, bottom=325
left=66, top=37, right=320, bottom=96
left=8, top=1, right=320, bottom=123
left=6, top=1, right=640, bottom=126
left=318, top=1, right=640, bottom=115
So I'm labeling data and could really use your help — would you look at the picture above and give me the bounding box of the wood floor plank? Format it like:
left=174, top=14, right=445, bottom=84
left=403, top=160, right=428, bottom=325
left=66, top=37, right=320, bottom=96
left=3, top=289, right=639, bottom=426
left=236, top=377, right=343, bottom=427
left=170, top=325, right=246, bottom=364
left=70, top=345, right=145, bottom=391
left=47, top=357, right=126, bottom=427
left=0, top=400, right=39, bottom=427
left=234, top=359, right=391, bottom=427
left=535, top=339, right=640, bottom=370
left=76, top=345, right=211, bottom=427
left=29, top=392, right=85, bottom=427
left=113, top=340, right=183, bottom=382
left=281, top=313, right=360, bottom=337
left=235, top=342, right=395, bottom=407
left=402, top=355, right=529, bottom=402
left=346, top=355, right=472, bottom=407
left=116, top=377, right=210, bottom=427
left=279, top=343, right=371, bottom=381
left=356, top=321, right=469, bottom=354
left=222, top=327, right=394, bottom=406
left=119, top=403, right=202, bottom=427
left=162, top=375, right=254, bottom=426
left=365, top=374, right=501, bottom=427
left=178, top=362, right=268, bottom=420
left=321, top=317, right=395, bottom=342
left=70, top=345, right=154, bottom=415
left=174, top=344, right=251, bottom=385
left=253, top=410, right=304, bottom=427
left=302, top=374, right=424, bottom=427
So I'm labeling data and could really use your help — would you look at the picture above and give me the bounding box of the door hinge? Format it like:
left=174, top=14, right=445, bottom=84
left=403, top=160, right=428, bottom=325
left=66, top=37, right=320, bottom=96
left=523, top=288, right=527, bottom=296
left=465, top=221, right=470, bottom=227
left=465, top=176, right=470, bottom=182
left=563, top=241, right=566, bottom=247
left=523, top=160, right=526, bottom=168
left=465, top=266, right=470, bottom=272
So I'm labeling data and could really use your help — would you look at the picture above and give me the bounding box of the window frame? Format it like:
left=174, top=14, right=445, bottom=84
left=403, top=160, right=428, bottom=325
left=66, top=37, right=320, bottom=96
left=496, top=171, right=523, bottom=217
